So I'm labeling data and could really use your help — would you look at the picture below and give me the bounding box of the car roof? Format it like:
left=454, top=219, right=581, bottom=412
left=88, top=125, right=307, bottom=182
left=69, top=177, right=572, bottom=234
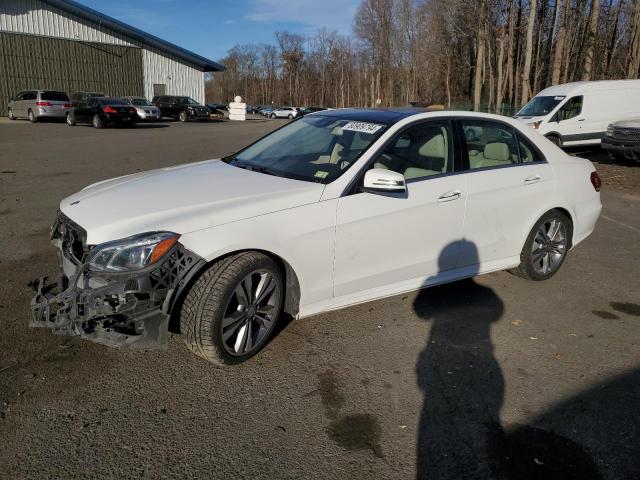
left=312, top=108, right=429, bottom=125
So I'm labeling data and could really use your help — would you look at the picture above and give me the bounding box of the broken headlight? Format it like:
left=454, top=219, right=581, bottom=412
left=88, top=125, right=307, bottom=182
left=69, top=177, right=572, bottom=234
left=88, top=232, right=180, bottom=272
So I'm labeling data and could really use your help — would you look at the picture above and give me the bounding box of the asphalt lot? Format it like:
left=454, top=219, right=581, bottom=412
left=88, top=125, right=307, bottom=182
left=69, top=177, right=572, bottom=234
left=0, top=117, right=638, bottom=480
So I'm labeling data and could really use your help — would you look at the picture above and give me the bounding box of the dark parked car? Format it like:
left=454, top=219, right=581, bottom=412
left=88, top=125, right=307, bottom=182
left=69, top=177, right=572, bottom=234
left=69, top=91, right=106, bottom=106
left=66, top=97, right=138, bottom=128
left=152, top=95, right=210, bottom=121
left=205, top=104, right=226, bottom=118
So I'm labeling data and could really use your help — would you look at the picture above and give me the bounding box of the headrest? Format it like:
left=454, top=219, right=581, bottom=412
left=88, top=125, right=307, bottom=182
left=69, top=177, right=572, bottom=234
left=418, top=134, right=445, bottom=158
left=484, top=142, right=510, bottom=162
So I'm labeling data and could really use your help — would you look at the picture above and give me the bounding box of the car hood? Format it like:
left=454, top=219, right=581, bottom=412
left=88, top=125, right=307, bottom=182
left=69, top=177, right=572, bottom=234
left=60, top=160, right=325, bottom=245
left=609, top=119, right=640, bottom=128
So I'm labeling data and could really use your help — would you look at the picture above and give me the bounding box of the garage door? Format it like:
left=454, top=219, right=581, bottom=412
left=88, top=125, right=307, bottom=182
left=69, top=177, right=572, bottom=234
left=0, top=32, right=144, bottom=116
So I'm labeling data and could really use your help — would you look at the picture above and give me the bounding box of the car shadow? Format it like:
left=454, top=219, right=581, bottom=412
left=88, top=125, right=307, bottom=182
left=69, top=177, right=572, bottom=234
left=414, top=239, right=606, bottom=479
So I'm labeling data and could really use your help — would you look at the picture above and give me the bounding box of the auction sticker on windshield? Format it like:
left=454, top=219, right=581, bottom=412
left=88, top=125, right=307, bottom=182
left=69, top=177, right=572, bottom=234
left=342, top=121, right=384, bottom=134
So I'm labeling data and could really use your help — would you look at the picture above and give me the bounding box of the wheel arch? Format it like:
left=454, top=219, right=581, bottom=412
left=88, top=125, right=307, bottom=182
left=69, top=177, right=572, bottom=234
left=168, top=248, right=301, bottom=334
left=521, top=206, right=575, bottom=252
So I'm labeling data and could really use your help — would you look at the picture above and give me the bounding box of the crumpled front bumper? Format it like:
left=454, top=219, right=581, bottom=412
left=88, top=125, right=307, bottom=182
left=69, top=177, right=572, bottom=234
left=30, top=224, right=204, bottom=349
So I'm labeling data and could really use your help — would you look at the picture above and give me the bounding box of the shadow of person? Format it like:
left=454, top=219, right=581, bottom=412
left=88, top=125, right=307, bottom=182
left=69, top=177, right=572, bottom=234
left=414, top=240, right=504, bottom=479
left=414, top=240, right=604, bottom=480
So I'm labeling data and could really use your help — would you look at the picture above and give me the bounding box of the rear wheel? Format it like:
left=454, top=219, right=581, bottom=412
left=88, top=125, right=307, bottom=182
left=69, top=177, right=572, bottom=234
left=92, top=114, right=103, bottom=129
left=28, top=109, right=37, bottom=123
left=510, top=210, right=572, bottom=281
left=8, top=108, right=15, bottom=120
left=179, top=110, right=188, bottom=122
left=66, top=112, right=76, bottom=126
left=288, top=114, right=293, bottom=119
left=180, top=252, right=283, bottom=365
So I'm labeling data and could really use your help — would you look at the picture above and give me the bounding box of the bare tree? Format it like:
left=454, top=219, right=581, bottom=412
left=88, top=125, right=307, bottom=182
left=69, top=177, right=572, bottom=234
left=521, top=0, right=537, bottom=106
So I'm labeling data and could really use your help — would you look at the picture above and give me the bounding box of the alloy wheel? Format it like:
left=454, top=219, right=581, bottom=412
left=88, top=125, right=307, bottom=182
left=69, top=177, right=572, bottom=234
left=531, top=218, right=567, bottom=275
left=221, top=269, right=280, bottom=356
left=8, top=109, right=14, bottom=120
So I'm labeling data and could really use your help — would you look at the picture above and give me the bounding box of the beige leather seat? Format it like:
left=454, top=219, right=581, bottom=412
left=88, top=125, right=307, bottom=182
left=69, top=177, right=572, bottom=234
left=404, top=134, right=446, bottom=180
left=469, top=142, right=511, bottom=169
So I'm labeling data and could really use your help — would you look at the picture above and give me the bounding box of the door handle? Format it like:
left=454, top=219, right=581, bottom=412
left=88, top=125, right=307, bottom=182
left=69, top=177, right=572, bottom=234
left=524, top=175, right=541, bottom=185
left=437, top=190, right=462, bottom=202
left=577, top=118, right=585, bottom=122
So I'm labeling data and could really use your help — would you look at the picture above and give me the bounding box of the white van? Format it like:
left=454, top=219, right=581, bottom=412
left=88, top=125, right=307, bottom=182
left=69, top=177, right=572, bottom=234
left=514, top=80, right=640, bottom=147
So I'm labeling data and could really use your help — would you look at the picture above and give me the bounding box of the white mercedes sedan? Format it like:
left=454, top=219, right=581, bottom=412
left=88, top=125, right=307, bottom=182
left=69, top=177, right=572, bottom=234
left=31, top=109, right=602, bottom=364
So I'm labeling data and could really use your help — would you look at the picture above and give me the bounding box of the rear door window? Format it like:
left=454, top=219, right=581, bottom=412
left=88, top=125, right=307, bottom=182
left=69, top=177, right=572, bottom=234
left=460, top=120, right=519, bottom=169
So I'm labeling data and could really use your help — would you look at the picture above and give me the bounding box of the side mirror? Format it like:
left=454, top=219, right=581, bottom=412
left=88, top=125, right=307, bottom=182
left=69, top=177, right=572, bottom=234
left=363, top=168, right=406, bottom=194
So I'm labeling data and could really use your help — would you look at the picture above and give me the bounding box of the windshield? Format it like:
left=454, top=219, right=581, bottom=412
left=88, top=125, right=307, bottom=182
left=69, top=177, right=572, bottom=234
left=130, top=98, right=151, bottom=106
left=99, top=98, right=127, bottom=106
left=516, top=95, right=565, bottom=117
left=225, top=115, right=387, bottom=184
left=177, top=97, right=199, bottom=105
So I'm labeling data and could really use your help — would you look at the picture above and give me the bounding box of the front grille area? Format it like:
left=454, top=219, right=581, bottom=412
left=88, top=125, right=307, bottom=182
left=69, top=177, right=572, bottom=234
left=52, top=212, right=88, bottom=264
left=611, top=126, right=640, bottom=141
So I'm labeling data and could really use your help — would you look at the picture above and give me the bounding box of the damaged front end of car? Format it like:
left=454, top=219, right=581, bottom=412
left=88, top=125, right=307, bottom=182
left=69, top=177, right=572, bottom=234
left=30, top=212, right=204, bottom=349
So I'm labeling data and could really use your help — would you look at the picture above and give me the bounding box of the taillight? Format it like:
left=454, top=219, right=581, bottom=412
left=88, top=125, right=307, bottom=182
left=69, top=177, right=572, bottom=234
left=103, top=106, right=118, bottom=113
left=590, top=171, right=602, bottom=192
left=36, top=101, right=51, bottom=106
left=63, top=103, right=72, bottom=108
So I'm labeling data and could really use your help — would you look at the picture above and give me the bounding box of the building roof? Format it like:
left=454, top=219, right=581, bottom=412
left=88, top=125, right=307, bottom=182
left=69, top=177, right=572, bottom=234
left=41, top=0, right=224, bottom=72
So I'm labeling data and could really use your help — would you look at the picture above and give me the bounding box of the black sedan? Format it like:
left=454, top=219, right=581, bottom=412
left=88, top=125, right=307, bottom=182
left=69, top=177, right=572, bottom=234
left=152, top=95, right=210, bottom=121
left=66, top=97, right=138, bottom=128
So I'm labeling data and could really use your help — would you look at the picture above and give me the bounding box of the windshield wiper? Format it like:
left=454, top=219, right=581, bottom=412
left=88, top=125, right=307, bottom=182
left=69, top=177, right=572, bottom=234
left=233, top=162, right=280, bottom=178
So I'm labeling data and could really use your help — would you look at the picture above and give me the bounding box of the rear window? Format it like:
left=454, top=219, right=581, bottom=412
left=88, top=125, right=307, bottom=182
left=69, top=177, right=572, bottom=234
left=41, top=91, right=69, bottom=101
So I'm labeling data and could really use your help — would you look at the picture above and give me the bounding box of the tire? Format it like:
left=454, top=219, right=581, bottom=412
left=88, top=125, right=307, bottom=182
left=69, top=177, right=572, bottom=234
left=92, top=114, right=103, bottom=129
left=180, top=252, right=284, bottom=365
left=546, top=134, right=562, bottom=147
left=8, top=108, right=15, bottom=120
left=510, top=210, right=573, bottom=281
left=179, top=111, right=188, bottom=122
left=66, top=112, right=76, bottom=126
left=28, top=109, right=37, bottom=123
left=270, top=113, right=276, bottom=119
left=288, top=114, right=293, bottom=119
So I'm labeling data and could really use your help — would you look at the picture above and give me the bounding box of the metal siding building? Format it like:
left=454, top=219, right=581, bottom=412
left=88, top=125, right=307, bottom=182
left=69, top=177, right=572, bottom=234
left=0, top=0, right=223, bottom=115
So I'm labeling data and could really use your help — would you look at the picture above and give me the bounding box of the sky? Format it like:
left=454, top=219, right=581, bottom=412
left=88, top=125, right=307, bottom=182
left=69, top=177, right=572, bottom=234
left=76, top=0, right=360, bottom=62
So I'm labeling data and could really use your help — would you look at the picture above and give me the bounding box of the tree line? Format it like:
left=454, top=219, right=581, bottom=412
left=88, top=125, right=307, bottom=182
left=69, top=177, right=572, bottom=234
left=206, top=0, right=640, bottom=114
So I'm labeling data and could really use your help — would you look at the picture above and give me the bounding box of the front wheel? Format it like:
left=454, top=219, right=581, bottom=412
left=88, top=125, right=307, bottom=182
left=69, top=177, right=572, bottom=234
left=179, top=111, right=188, bottom=122
left=288, top=114, right=293, bottom=119
left=510, top=210, right=572, bottom=281
left=180, top=252, right=283, bottom=365
left=8, top=108, right=15, bottom=120
left=66, top=112, right=76, bottom=126
left=270, top=113, right=276, bottom=119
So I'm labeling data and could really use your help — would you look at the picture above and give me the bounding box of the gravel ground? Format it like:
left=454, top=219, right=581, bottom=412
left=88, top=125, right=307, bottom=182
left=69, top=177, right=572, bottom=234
left=0, top=118, right=638, bottom=480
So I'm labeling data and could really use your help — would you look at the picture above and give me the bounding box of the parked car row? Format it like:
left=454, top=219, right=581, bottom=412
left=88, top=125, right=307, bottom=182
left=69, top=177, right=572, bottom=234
left=7, top=90, right=223, bottom=128
left=255, top=105, right=329, bottom=119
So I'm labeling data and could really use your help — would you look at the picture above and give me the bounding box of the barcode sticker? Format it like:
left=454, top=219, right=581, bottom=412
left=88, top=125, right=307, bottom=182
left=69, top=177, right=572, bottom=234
left=342, top=121, right=384, bottom=134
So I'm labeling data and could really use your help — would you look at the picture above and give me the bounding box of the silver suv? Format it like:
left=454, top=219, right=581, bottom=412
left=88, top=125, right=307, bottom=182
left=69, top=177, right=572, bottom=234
left=7, top=90, right=72, bottom=122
